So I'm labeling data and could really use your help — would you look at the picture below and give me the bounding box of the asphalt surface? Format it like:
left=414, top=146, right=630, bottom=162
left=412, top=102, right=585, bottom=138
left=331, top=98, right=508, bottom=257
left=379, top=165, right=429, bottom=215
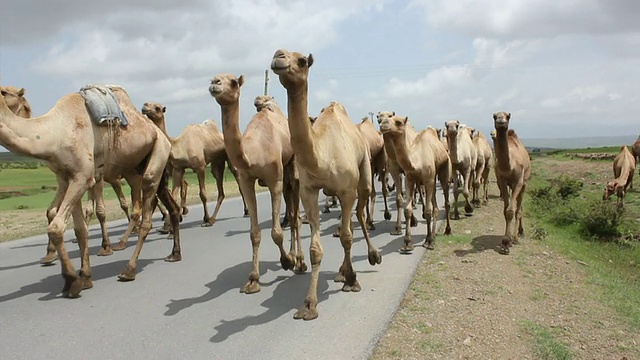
left=0, top=188, right=444, bottom=360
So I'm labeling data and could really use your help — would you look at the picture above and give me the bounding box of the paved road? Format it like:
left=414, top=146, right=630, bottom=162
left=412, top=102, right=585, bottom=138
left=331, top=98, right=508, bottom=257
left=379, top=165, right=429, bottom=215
left=0, top=188, right=444, bottom=360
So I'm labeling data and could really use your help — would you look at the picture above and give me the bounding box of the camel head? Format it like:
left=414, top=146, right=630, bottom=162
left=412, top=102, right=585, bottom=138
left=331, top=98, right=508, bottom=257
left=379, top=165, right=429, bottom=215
left=489, top=129, right=497, bottom=141
left=141, top=102, right=166, bottom=123
left=1, top=86, right=32, bottom=118
left=270, top=49, right=313, bottom=89
left=376, top=111, right=395, bottom=125
left=603, top=181, right=623, bottom=201
left=493, top=111, right=511, bottom=131
left=379, top=114, right=409, bottom=137
left=209, top=74, right=244, bottom=105
left=253, top=95, right=277, bottom=112
left=445, top=120, right=462, bottom=139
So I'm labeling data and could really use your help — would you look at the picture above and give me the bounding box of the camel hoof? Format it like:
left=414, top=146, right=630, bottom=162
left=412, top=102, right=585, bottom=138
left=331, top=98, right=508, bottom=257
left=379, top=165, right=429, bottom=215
left=82, top=278, right=94, bottom=290
left=182, top=207, right=189, bottom=215
left=400, top=243, right=415, bottom=253
left=40, top=253, right=58, bottom=266
left=342, top=280, right=362, bottom=292
left=280, top=254, right=295, bottom=271
left=334, top=273, right=346, bottom=283
left=322, top=208, right=331, bottom=214
left=294, top=261, right=308, bottom=273
left=117, top=265, right=136, bottom=282
left=444, top=227, right=452, bottom=236
left=384, top=211, right=391, bottom=220
left=243, top=209, right=249, bottom=217
left=294, top=306, right=318, bottom=321
left=164, top=252, right=182, bottom=262
left=410, top=215, right=418, bottom=227
left=368, top=250, right=382, bottom=266
left=453, top=213, right=461, bottom=220
left=240, top=281, right=261, bottom=294
left=332, top=229, right=340, bottom=238
left=97, top=247, right=113, bottom=256
left=111, top=242, right=127, bottom=251
left=157, top=228, right=170, bottom=234
left=280, top=218, right=289, bottom=229
left=499, top=247, right=510, bottom=255
left=464, top=204, right=474, bottom=214
left=422, top=240, right=435, bottom=250
left=390, top=230, right=403, bottom=236
left=201, top=221, right=214, bottom=227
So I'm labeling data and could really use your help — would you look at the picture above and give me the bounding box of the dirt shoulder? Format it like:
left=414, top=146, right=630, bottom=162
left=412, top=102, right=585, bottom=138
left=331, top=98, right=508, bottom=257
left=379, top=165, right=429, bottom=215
left=372, top=180, right=639, bottom=360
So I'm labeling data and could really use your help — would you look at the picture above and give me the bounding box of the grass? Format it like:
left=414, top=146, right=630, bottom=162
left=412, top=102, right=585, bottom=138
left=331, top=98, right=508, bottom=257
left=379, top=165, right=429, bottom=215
left=519, top=320, right=572, bottom=360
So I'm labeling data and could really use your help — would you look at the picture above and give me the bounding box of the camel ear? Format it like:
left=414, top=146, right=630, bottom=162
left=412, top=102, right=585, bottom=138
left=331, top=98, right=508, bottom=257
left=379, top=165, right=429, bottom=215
left=307, top=54, right=314, bottom=68
left=507, top=112, right=511, bottom=120
left=392, top=111, right=395, bottom=116
left=403, top=116, right=409, bottom=124
left=493, top=113, right=497, bottom=120
left=18, top=88, right=25, bottom=96
left=238, top=75, right=245, bottom=87
left=162, top=106, right=166, bottom=113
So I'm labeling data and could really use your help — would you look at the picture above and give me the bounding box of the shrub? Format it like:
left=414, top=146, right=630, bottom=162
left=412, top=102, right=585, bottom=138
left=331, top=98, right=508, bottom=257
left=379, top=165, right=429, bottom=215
left=580, top=200, right=624, bottom=239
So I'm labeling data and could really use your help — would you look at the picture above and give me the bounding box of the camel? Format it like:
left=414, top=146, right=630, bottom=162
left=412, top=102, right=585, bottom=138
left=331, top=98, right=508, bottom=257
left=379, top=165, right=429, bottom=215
left=357, top=116, right=390, bottom=228
left=141, top=103, right=246, bottom=230
left=0, top=83, right=182, bottom=296
left=377, top=111, right=419, bottom=235
left=603, top=145, right=635, bottom=207
left=271, top=48, right=381, bottom=320
left=379, top=114, right=438, bottom=252
left=445, top=120, right=477, bottom=219
left=209, top=73, right=306, bottom=295
left=492, top=111, right=531, bottom=254
left=472, top=130, right=494, bottom=206
left=630, top=135, right=640, bottom=189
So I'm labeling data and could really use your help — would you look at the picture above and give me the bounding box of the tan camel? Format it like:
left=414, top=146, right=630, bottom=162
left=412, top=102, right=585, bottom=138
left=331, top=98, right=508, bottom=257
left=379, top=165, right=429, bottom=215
left=603, top=145, right=635, bottom=207
left=0, top=86, right=138, bottom=262
left=141, top=103, right=246, bottom=229
left=472, top=130, right=493, bottom=206
left=271, top=48, right=381, bottom=320
left=630, top=135, right=640, bottom=189
left=379, top=114, right=438, bottom=252
left=445, top=120, right=477, bottom=219
left=493, top=111, right=531, bottom=254
left=377, top=111, right=419, bottom=234
left=357, top=116, right=390, bottom=228
left=209, top=73, right=306, bottom=294
left=0, top=83, right=182, bottom=296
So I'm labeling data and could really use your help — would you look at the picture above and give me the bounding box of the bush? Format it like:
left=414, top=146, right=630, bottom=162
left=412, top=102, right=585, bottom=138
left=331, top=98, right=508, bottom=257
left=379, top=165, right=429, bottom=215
left=580, top=200, right=624, bottom=239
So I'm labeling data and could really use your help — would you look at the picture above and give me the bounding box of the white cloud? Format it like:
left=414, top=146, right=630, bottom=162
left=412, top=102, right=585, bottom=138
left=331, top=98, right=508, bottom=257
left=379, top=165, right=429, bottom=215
left=386, top=65, right=473, bottom=98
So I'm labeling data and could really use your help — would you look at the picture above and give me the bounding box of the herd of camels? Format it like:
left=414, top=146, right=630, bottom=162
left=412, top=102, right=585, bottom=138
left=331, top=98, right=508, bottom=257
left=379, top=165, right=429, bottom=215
left=0, top=49, right=532, bottom=320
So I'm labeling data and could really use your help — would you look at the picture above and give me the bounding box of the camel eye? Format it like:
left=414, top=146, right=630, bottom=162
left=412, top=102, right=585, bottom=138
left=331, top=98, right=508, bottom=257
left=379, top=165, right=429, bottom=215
left=297, top=57, right=307, bottom=67
left=395, top=120, right=403, bottom=126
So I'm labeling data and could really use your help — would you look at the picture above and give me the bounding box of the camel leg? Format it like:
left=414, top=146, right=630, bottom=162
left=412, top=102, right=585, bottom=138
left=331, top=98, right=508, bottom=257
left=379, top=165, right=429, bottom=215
left=516, top=183, right=526, bottom=238
left=41, top=175, right=69, bottom=265
left=462, top=168, right=474, bottom=215
left=283, top=162, right=306, bottom=272
left=390, top=165, right=404, bottom=235
left=334, top=193, right=361, bottom=293
left=72, top=199, right=94, bottom=291
left=451, top=169, right=462, bottom=220
left=366, top=166, right=377, bottom=230
left=84, top=186, right=96, bottom=224
left=422, top=179, right=436, bottom=250
left=438, top=168, right=452, bottom=235
left=228, top=160, right=249, bottom=217
left=497, top=176, right=513, bottom=254
left=401, top=179, right=416, bottom=253
left=238, top=175, right=262, bottom=294
left=323, top=195, right=332, bottom=213
left=93, top=179, right=113, bottom=256
left=112, top=176, right=142, bottom=251
left=381, top=168, right=391, bottom=221
left=205, top=161, right=227, bottom=226
left=111, top=179, right=130, bottom=220
left=481, top=167, right=491, bottom=205
left=48, top=176, right=93, bottom=298
left=180, top=179, right=189, bottom=215
left=356, top=172, right=381, bottom=266
left=191, top=167, right=211, bottom=226
left=267, top=178, right=296, bottom=271
left=294, top=187, right=323, bottom=321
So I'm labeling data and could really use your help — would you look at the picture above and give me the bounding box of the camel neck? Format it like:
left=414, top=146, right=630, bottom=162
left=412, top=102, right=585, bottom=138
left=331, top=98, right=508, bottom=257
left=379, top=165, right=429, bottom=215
left=494, top=128, right=511, bottom=171
left=286, top=85, right=317, bottom=168
left=447, top=133, right=460, bottom=164
left=389, top=132, right=415, bottom=172
left=0, top=96, right=55, bottom=160
left=219, top=100, right=250, bottom=169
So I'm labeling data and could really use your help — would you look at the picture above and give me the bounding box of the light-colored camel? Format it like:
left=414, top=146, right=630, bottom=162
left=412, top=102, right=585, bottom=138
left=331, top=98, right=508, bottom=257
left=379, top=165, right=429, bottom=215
left=0, top=83, right=182, bottom=296
left=445, top=120, right=477, bottom=219
left=141, top=103, right=246, bottom=229
left=603, top=145, right=635, bottom=207
left=472, top=130, right=493, bottom=206
left=209, top=73, right=306, bottom=294
left=492, top=111, right=531, bottom=254
left=630, top=135, right=640, bottom=189
left=357, top=116, right=390, bottom=228
left=377, top=111, right=419, bottom=234
left=379, top=114, right=438, bottom=251
left=271, top=48, right=381, bottom=320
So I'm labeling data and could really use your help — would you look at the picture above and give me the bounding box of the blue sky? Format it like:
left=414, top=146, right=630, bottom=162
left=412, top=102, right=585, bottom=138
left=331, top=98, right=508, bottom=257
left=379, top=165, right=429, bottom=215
left=2, top=0, right=640, bottom=150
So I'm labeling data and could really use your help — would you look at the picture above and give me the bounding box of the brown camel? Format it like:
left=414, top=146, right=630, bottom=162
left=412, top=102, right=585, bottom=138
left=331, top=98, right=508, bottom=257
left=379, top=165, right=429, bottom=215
left=357, top=116, right=390, bottom=228
left=445, top=120, right=477, bottom=219
left=493, top=111, right=531, bottom=254
left=271, top=48, right=381, bottom=320
left=209, top=73, right=305, bottom=295
left=377, top=111, right=419, bottom=234
left=0, top=83, right=182, bottom=296
left=380, top=114, right=438, bottom=251
left=472, top=130, right=493, bottom=206
left=141, top=103, right=246, bottom=229
left=603, top=145, right=635, bottom=207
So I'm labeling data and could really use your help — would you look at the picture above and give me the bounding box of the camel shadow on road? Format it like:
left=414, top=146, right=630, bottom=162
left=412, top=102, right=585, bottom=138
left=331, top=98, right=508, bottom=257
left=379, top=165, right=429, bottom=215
left=453, top=234, right=504, bottom=256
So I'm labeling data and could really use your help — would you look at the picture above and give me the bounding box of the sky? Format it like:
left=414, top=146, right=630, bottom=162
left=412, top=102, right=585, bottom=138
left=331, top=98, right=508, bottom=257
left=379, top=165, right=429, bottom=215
left=1, top=0, right=640, bottom=148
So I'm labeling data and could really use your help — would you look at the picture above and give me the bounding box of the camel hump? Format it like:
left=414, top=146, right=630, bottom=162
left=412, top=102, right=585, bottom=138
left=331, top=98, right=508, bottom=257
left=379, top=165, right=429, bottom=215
left=202, top=119, right=221, bottom=132
left=507, top=129, right=518, bottom=138
left=78, top=84, right=129, bottom=127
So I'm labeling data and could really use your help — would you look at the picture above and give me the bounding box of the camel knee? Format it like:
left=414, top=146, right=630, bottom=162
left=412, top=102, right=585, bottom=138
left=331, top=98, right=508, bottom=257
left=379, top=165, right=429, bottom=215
left=199, top=191, right=208, bottom=203
left=505, top=209, right=515, bottom=221
left=271, top=227, right=284, bottom=244
left=47, top=220, right=66, bottom=243
left=46, top=208, right=57, bottom=223
left=309, top=246, right=323, bottom=265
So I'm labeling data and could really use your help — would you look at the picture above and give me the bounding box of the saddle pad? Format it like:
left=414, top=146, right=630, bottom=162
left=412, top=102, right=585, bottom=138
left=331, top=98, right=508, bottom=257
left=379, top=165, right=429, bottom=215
left=78, top=84, right=129, bottom=126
